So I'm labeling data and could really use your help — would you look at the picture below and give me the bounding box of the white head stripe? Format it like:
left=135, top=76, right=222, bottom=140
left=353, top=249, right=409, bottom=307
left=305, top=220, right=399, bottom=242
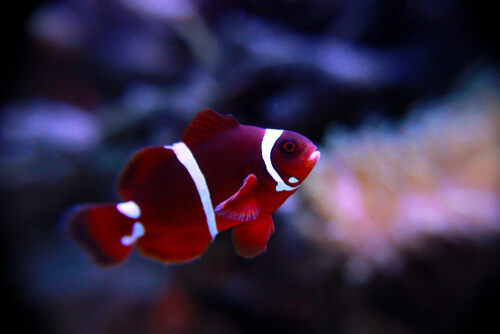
left=117, top=201, right=141, bottom=219
left=121, top=222, right=145, bottom=246
left=165, top=142, right=218, bottom=239
left=261, top=129, right=299, bottom=192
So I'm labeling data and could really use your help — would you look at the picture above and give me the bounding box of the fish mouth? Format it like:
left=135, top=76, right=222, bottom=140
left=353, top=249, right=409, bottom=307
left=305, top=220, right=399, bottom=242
left=302, top=146, right=320, bottom=173
left=308, top=150, right=321, bottom=164
left=305, top=143, right=321, bottom=165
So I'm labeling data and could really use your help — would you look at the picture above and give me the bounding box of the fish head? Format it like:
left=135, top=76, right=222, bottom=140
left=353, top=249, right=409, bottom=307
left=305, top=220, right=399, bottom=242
left=270, top=130, right=320, bottom=188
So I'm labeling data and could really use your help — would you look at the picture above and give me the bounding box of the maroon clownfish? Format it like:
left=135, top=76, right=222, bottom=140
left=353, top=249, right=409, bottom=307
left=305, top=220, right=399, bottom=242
left=68, top=109, right=320, bottom=265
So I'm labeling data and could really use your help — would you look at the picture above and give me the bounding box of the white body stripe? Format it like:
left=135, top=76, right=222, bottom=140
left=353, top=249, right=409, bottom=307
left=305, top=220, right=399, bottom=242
left=165, top=142, right=218, bottom=239
left=261, top=129, right=300, bottom=192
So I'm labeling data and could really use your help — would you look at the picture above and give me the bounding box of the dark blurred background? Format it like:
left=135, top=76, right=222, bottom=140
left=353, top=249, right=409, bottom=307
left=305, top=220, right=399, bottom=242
left=2, top=1, right=499, bottom=333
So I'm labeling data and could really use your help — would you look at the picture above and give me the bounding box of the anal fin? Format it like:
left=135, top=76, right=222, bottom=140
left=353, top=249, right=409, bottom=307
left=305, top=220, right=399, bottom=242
left=232, top=214, right=275, bottom=258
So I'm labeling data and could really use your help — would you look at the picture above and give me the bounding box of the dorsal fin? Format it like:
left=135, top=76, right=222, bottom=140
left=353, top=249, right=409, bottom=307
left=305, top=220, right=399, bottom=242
left=182, top=108, right=240, bottom=147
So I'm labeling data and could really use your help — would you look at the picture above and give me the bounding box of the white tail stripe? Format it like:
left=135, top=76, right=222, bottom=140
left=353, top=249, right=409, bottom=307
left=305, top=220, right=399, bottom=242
left=165, top=142, right=218, bottom=239
left=117, top=201, right=141, bottom=219
left=121, top=222, right=145, bottom=246
left=261, top=129, right=299, bottom=192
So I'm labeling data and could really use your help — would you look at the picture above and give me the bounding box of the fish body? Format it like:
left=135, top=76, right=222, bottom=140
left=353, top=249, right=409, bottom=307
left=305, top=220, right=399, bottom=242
left=68, top=109, right=320, bottom=265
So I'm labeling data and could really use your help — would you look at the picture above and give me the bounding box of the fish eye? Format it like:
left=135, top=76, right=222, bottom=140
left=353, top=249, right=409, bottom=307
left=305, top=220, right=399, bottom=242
left=282, top=140, right=296, bottom=153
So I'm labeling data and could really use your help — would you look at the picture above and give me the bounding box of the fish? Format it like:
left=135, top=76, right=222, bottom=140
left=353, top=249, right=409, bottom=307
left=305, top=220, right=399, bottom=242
left=68, top=108, right=320, bottom=265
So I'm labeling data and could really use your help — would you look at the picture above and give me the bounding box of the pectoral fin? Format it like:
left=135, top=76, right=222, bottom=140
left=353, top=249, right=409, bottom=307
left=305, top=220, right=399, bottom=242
left=231, top=214, right=275, bottom=258
left=215, top=174, right=260, bottom=221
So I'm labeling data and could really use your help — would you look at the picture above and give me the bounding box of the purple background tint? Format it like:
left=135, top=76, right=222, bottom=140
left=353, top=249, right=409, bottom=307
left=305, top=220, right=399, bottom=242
left=2, top=1, right=498, bottom=333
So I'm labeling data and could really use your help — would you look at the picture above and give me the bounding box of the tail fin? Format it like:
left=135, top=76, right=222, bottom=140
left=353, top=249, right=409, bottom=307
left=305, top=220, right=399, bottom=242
left=67, top=204, right=136, bottom=266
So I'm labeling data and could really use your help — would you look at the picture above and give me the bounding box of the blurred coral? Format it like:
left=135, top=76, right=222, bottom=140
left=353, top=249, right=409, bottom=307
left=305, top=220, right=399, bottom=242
left=295, top=69, right=500, bottom=283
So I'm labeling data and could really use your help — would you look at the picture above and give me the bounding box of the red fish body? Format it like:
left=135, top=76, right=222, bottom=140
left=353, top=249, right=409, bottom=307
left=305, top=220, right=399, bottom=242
left=68, top=109, right=320, bottom=265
